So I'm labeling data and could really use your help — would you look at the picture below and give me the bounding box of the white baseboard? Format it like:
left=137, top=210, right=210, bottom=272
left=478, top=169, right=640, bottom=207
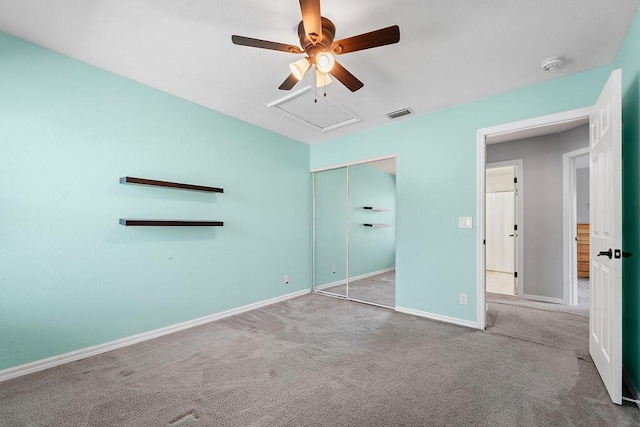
left=314, top=267, right=395, bottom=291
left=350, top=267, right=395, bottom=282
left=315, top=279, right=346, bottom=290
left=395, top=306, right=480, bottom=329
left=0, top=288, right=311, bottom=382
left=623, top=367, right=640, bottom=409
left=522, top=294, right=565, bottom=305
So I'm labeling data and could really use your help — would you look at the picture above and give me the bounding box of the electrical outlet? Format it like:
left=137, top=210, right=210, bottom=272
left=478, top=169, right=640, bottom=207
left=332, top=266, right=336, bottom=274
left=460, top=294, right=468, bottom=305
left=284, top=275, right=289, bottom=285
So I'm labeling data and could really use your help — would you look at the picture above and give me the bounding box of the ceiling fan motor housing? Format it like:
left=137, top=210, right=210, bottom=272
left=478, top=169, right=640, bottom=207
left=231, top=1, right=400, bottom=93
left=298, top=17, right=336, bottom=63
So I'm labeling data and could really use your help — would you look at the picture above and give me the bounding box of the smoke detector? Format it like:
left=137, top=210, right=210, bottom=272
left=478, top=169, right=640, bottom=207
left=541, top=57, right=563, bottom=72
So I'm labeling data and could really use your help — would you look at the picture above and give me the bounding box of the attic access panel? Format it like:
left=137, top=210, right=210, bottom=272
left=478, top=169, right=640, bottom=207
left=268, top=87, right=361, bottom=133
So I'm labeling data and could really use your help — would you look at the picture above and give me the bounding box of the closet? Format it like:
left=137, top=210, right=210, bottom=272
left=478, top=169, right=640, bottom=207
left=312, top=159, right=397, bottom=308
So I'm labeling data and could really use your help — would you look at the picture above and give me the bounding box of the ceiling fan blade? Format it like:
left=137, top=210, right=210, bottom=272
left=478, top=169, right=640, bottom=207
left=231, top=35, right=303, bottom=54
left=299, top=0, right=322, bottom=43
left=279, top=73, right=299, bottom=90
left=331, top=25, right=400, bottom=55
left=330, top=61, right=364, bottom=92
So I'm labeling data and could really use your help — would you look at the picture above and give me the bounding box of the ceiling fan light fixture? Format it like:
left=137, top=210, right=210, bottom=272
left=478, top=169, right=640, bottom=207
left=232, top=0, right=400, bottom=93
left=290, top=57, right=311, bottom=80
left=316, top=51, right=335, bottom=73
left=315, top=69, right=332, bottom=87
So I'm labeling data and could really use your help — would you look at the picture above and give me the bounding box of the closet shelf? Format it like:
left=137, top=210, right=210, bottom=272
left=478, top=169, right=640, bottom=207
left=120, top=176, right=223, bottom=193
left=364, top=223, right=390, bottom=228
left=363, top=206, right=388, bottom=211
left=119, top=219, right=223, bottom=227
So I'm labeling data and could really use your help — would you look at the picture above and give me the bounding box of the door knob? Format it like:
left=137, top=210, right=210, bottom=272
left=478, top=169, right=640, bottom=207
left=597, top=249, right=613, bottom=259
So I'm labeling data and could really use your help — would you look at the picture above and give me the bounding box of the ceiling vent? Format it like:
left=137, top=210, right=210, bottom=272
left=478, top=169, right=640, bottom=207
left=386, top=108, right=413, bottom=119
left=268, top=87, right=361, bottom=132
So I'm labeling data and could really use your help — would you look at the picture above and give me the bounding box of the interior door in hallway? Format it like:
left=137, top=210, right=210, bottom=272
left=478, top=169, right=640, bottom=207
left=485, top=164, right=518, bottom=296
left=589, top=68, right=622, bottom=405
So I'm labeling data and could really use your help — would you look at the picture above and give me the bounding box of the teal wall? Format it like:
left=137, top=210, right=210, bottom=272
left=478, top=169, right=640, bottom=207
left=613, top=9, right=640, bottom=394
left=4, top=8, right=639, bottom=381
left=348, top=164, right=396, bottom=277
left=0, top=33, right=311, bottom=370
left=311, top=66, right=613, bottom=321
left=313, top=168, right=347, bottom=287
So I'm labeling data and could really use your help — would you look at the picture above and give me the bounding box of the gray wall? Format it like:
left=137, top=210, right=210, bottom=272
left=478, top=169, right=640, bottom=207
left=487, top=124, right=589, bottom=300
left=577, top=167, right=590, bottom=224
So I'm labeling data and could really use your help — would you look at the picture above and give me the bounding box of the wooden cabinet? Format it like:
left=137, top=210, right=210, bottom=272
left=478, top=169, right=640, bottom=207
left=577, top=223, right=590, bottom=278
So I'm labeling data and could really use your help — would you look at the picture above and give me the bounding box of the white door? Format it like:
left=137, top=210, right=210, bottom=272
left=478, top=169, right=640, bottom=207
left=486, top=191, right=515, bottom=272
left=589, top=68, right=622, bottom=405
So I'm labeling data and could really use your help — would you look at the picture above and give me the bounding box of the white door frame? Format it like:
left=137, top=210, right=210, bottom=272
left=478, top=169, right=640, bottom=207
left=486, top=160, right=524, bottom=296
left=562, top=147, right=590, bottom=306
left=477, top=107, right=593, bottom=329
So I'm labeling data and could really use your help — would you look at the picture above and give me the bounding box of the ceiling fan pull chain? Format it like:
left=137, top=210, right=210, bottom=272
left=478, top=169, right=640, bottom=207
left=314, top=66, right=318, bottom=103
left=323, top=73, right=327, bottom=97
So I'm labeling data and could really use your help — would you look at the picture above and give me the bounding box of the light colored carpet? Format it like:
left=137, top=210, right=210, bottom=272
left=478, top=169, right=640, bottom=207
left=487, top=278, right=589, bottom=318
left=345, top=271, right=395, bottom=307
left=320, top=270, right=395, bottom=307
left=486, top=296, right=589, bottom=354
left=1, top=288, right=638, bottom=426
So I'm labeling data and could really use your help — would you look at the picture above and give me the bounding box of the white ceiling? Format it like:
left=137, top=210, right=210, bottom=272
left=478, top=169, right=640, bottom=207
left=486, top=117, right=588, bottom=144
left=1, top=0, right=638, bottom=145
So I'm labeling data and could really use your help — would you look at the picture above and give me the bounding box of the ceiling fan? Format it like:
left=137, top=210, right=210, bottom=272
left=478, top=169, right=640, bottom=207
left=231, top=0, right=400, bottom=93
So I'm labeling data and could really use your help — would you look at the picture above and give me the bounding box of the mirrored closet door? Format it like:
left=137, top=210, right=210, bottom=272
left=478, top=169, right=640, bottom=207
left=313, top=167, right=347, bottom=297
left=313, top=158, right=397, bottom=308
left=347, top=160, right=396, bottom=307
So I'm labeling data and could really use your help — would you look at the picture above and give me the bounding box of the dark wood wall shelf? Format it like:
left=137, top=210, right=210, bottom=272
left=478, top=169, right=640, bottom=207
left=120, top=176, right=223, bottom=193
left=119, top=219, right=223, bottom=227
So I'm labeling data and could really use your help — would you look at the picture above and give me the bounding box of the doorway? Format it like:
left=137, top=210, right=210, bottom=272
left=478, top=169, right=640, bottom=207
left=563, top=148, right=591, bottom=307
left=485, top=162, right=522, bottom=297
left=574, top=156, right=591, bottom=309
left=476, top=107, right=592, bottom=328
left=477, top=70, right=623, bottom=405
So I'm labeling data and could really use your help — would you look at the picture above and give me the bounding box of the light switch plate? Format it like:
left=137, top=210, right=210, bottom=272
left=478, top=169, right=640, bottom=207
left=459, top=217, right=473, bottom=228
